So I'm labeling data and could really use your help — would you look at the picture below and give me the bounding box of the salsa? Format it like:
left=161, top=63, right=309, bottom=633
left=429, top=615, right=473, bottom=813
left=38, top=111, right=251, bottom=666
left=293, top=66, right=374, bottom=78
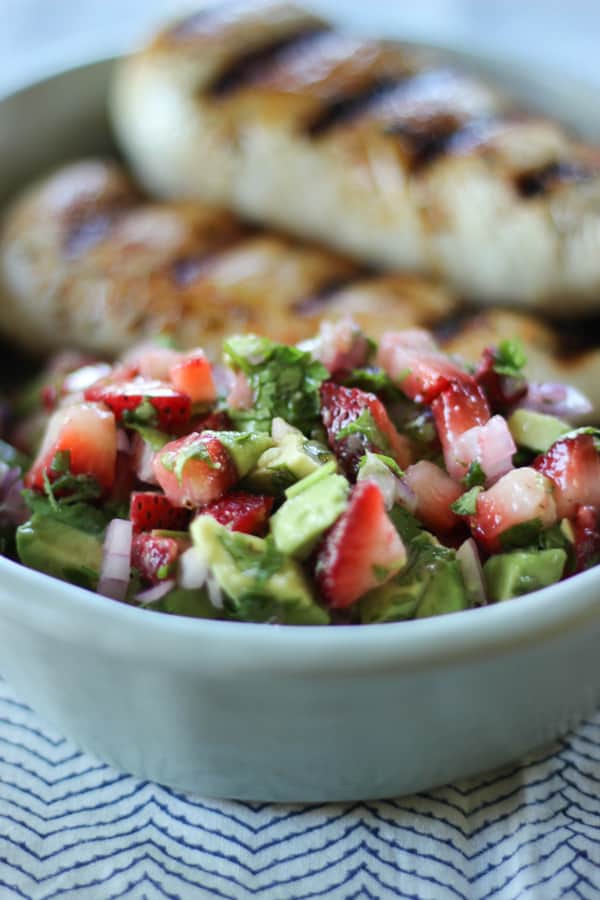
left=1, top=318, right=598, bottom=625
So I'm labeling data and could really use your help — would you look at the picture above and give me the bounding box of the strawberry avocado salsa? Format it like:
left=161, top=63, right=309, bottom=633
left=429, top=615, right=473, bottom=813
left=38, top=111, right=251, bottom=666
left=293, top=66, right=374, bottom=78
left=0, top=319, right=598, bottom=625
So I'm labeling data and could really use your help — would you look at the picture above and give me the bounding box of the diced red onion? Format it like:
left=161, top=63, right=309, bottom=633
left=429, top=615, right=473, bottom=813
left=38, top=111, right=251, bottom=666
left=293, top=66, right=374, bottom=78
left=212, top=364, right=236, bottom=398
left=271, top=417, right=298, bottom=442
left=98, top=518, right=132, bottom=602
left=357, top=465, right=397, bottom=510
left=227, top=372, right=254, bottom=410
left=131, top=433, right=159, bottom=485
left=0, top=462, right=28, bottom=525
left=518, top=382, right=593, bottom=422
left=136, top=579, right=176, bottom=605
left=306, top=317, right=370, bottom=373
left=478, top=415, right=516, bottom=485
left=116, top=429, right=131, bottom=454
left=206, top=571, right=224, bottom=609
left=456, top=538, right=487, bottom=606
left=394, top=477, right=418, bottom=514
left=178, top=547, right=208, bottom=590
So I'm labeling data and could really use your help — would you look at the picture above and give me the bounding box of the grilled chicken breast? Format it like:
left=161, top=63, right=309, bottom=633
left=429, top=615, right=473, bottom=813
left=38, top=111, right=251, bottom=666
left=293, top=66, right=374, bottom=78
left=110, top=1, right=600, bottom=313
left=0, top=159, right=457, bottom=358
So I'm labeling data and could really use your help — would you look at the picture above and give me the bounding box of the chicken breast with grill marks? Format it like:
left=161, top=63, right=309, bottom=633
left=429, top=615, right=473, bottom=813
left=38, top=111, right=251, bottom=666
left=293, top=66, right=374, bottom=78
left=0, top=159, right=457, bottom=358
left=110, top=1, right=600, bottom=312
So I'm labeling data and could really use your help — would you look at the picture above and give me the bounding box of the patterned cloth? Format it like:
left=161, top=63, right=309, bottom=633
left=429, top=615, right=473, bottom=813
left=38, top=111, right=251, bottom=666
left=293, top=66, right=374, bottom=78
left=0, top=677, right=599, bottom=899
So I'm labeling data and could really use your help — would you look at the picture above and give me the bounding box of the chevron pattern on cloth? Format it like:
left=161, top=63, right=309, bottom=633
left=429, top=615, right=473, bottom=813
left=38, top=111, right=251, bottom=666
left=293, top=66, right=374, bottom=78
left=0, top=676, right=599, bottom=900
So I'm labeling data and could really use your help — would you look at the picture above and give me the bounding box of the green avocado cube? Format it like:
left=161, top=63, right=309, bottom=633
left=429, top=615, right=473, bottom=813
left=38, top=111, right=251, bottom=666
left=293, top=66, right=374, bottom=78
left=484, top=548, right=567, bottom=601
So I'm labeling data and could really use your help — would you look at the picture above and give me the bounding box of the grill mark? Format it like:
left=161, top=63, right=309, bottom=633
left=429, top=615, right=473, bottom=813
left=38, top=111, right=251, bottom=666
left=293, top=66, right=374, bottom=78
left=170, top=229, right=259, bottom=287
left=304, top=78, right=401, bottom=137
left=515, top=161, right=597, bottom=198
left=385, top=114, right=461, bottom=171
left=293, top=275, right=367, bottom=315
left=206, top=25, right=330, bottom=97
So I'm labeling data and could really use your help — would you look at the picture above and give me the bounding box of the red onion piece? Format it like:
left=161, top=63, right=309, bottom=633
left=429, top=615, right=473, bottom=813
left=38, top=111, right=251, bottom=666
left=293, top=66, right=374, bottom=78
left=456, top=538, right=487, bottom=607
left=131, top=433, right=159, bottom=485
left=178, top=547, right=208, bottom=590
left=136, top=579, right=176, bottom=605
left=98, top=518, right=132, bottom=602
left=227, top=372, right=254, bottom=410
left=212, top=364, right=236, bottom=398
left=478, top=415, right=516, bottom=485
left=0, top=463, right=28, bottom=525
left=394, top=477, right=418, bottom=514
left=518, top=382, right=593, bottom=421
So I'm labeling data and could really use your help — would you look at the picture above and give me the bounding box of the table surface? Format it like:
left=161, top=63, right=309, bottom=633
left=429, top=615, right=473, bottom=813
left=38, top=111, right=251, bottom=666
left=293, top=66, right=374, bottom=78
left=2, top=2, right=600, bottom=898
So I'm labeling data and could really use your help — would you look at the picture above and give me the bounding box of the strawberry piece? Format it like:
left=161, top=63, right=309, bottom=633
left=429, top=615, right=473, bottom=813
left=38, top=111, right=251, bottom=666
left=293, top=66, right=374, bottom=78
left=403, top=461, right=463, bottom=534
left=153, top=432, right=237, bottom=508
left=85, top=378, right=191, bottom=430
left=315, top=481, right=407, bottom=609
left=130, top=491, right=191, bottom=533
left=431, top=379, right=490, bottom=450
left=475, top=347, right=527, bottom=412
left=470, top=467, right=557, bottom=554
left=573, top=505, right=600, bottom=573
left=122, top=343, right=182, bottom=380
left=320, top=381, right=411, bottom=478
left=377, top=330, right=471, bottom=404
left=201, top=491, right=274, bottom=536
left=533, top=434, right=600, bottom=519
left=25, top=402, right=117, bottom=493
left=132, top=533, right=180, bottom=584
left=169, top=351, right=216, bottom=404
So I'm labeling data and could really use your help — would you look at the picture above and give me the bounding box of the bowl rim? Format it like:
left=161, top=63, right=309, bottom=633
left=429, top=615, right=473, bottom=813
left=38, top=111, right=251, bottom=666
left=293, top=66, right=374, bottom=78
left=1, top=55, right=600, bottom=673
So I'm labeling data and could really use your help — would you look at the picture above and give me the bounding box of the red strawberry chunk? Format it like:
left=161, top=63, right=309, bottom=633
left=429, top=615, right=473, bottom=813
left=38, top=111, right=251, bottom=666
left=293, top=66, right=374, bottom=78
left=25, top=402, right=117, bottom=493
left=201, top=491, right=274, bottom=536
left=130, top=491, right=191, bottom=533
left=85, top=378, right=191, bottom=430
left=132, top=533, right=180, bottom=584
left=403, top=461, right=463, bottom=534
left=315, top=481, right=407, bottom=609
left=153, top=432, right=237, bottom=508
left=169, top=351, right=216, bottom=404
left=533, top=434, right=600, bottom=519
left=377, top=330, right=471, bottom=404
left=320, top=381, right=411, bottom=478
left=573, top=506, right=600, bottom=573
left=475, top=347, right=527, bottom=412
left=470, top=467, right=557, bottom=554
left=431, top=379, right=491, bottom=479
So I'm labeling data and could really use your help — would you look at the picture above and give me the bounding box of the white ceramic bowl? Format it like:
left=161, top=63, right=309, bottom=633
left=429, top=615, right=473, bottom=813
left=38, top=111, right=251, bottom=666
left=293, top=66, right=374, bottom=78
left=1, top=56, right=600, bottom=802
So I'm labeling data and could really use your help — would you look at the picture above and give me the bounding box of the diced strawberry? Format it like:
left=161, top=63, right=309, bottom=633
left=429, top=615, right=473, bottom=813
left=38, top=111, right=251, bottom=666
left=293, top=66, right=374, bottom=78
left=25, top=402, right=117, bottom=493
left=85, top=378, right=191, bottom=430
left=122, top=343, right=182, bottom=380
left=470, top=467, right=557, bottom=554
left=315, top=481, right=407, bottom=609
left=132, top=533, right=180, bottom=584
left=130, top=491, right=191, bottom=532
left=533, top=434, right=600, bottom=519
left=475, top=347, right=527, bottom=412
left=403, top=461, right=463, bottom=534
left=308, top=317, right=371, bottom=374
left=573, top=506, right=600, bottom=573
left=169, top=351, right=216, bottom=404
left=153, top=432, right=237, bottom=508
left=431, top=379, right=491, bottom=479
left=377, top=330, right=471, bottom=403
left=320, top=381, right=411, bottom=477
left=201, top=491, right=274, bottom=536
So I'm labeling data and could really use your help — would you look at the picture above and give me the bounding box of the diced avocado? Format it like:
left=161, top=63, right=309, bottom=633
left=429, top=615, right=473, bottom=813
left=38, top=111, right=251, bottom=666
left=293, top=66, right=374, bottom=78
left=208, top=431, right=274, bottom=478
left=191, top=515, right=329, bottom=625
left=247, top=432, right=334, bottom=494
left=271, top=471, right=350, bottom=559
left=284, top=460, right=338, bottom=498
left=484, top=548, right=567, bottom=602
left=16, top=513, right=103, bottom=590
left=507, top=409, right=570, bottom=454
left=145, top=587, right=221, bottom=619
left=360, top=532, right=469, bottom=624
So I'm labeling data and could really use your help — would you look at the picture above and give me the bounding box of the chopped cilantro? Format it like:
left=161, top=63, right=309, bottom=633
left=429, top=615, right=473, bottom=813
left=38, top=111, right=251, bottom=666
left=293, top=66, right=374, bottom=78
left=125, top=423, right=170, bottom=451
left=499, top=519, right=543, bottom=550
left=451, top=486, right=483, bottom=516
left=462, top=460, right=486, bottom=488
left=342, top=367, right=400, bottom=399
left=40, top=451, right=102, bottom=508
left=22, top=492, right=108, bottom=535
left=493, top=339, right=527, bottom=378
left=388, top=505, right=423, bottom=544
left=372, top=564, right=391, bottom=582
left=218, top=532, right=285, bottom=586
left=336, top=408, right=391, bottom=452
left=223, top=335, right=328, bottom=434
left=122, top=397, right=159, bottom=428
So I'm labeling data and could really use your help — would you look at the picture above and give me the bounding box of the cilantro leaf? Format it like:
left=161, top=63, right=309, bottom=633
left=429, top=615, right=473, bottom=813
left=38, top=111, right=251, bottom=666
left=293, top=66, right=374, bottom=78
left=499, top=519, right=543, bottom=550
left=493, top=339, right=527, bottom=378
left=40, top=451, right=102, bottom=508
left=462, top=460, right=486, bottom=488
left=451, top=486, right=483, bottom=516
left=358, top=452, right=403, bottom=478
left=218, top=532, right=285, bottom=586
left=342, top=367, right=400, bottom=399
left=125, top=423, right=170, bottom=451
left=223, top=335, right=328, bottom=435
left=336, top=408, right=391, bottom=453
left=22, top=492, right=108, bottom=535
left=122, top=397, right=160, bottom=428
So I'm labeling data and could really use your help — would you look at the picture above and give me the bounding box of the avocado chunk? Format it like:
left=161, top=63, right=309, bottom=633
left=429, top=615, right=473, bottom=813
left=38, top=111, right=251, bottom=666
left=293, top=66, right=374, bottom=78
left=16, top=513, right=103, bottom=590
left=191, top=515, right=329, bottom=625
left=484, top=548, right=567, bottom=601
left=507, top=409, right=570, bottom=454
left=144, top=586, right=221, bottom=619
left=246, top=430, right=334, bottom=494
left=360, top=531, right=469, bottom=624
left=271, top=470, right=350, bottom=559
left=205, top=430, right=273, bottom=478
